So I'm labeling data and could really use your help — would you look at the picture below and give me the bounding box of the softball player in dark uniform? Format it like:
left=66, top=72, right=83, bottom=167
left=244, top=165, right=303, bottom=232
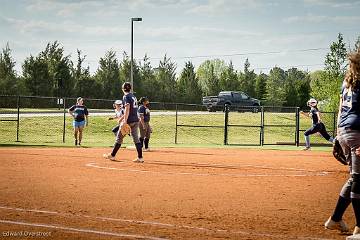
left=300, top=98, right=334, bottom=150
left=68, top=97, right=88, bottom=146
left=138, top=97, right=152, bottom=151
left=325, top=50, right=360, bottom=235
left=103, top=82, right=143, bottom=163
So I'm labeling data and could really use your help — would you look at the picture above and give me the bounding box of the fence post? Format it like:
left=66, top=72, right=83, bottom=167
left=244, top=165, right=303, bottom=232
left=16, top=95, right=20, bottom=142
left=260, top=106, right=264, bottom=146
left=224, top=105, right=229, bottom=145
left=175, top=104, right=178, bottom=144
left=295, top=107, right=300, bottom=147
left=63, top=98, right=66, bottom=143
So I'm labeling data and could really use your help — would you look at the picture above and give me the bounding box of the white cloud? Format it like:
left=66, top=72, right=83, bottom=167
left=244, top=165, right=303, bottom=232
left=303, top=0, right=360, bottom=8
left=2, top=14, right=261, bottom=45
left=186, top=0, right=277, bottom=15
left=26, top=0, right=107, bottom=17
left=2, top=17, right=127, bottom=37
left=283, top=14, right=360, bottom=24
left=136, top=25, right=263, bottom=42
left=259, top=33, right=328, bottom=50
left=25, top=0, right=195, bottom=17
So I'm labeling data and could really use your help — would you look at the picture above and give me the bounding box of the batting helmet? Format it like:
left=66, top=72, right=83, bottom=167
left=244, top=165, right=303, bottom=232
left=307, top=98, right=318, bottom=107
left=122, top=82, right=132, bottom=92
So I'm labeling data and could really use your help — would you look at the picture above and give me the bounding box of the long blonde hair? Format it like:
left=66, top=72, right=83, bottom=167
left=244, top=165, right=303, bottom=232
left=344, top=49, right=360, bottom=89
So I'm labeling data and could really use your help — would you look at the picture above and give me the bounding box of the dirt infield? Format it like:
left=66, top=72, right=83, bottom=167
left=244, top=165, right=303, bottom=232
left=0, top=147, right=354, bottom=239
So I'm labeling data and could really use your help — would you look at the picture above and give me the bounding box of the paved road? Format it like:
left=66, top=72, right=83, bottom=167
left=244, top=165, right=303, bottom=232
left=0, top=111, right=223, bottom=118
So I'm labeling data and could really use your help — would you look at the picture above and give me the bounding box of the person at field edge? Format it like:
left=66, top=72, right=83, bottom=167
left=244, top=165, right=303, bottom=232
left=108, top=100, right=125, bottom=136
left=324, top=49, right=360, bottom=235
left=103, top=82, right=143, bottom=163
left=138, top=97, right=152, bottom=151
left=300, top=98, right=334, bottom=150
left=68, top=97, right=88, bottom=146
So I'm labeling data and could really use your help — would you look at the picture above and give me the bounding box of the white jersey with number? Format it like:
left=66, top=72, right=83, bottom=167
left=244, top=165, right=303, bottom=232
left=115, top=109, right=124, bottom=118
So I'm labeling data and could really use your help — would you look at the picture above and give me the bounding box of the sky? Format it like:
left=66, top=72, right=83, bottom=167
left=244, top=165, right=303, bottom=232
left=0, top=0, right=360, bottom=76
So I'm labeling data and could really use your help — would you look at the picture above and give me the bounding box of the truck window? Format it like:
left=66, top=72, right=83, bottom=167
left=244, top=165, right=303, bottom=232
left=219, top=92, right=231, bottom=97
left=233, top=92, right=241, bottom=99
left=241, top=93, right=249, bottom=99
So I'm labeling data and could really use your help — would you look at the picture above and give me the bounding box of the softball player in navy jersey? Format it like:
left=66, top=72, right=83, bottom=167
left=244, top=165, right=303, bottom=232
left=68, top=97, right=88, bottom=146
left=325, top=50, right=360, bottom=235
left=108, top=100, right=124, bottom=136
left=300, top=98, right=334, bottom=150
left=138, top=97, right=152, bottom=151
left=103, top=82, right=143, bottom=163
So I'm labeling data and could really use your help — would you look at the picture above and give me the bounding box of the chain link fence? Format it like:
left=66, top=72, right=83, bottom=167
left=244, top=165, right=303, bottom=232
left=0, top=95, right=337, bottom=147
left=0, top=95, right=19, bottom=143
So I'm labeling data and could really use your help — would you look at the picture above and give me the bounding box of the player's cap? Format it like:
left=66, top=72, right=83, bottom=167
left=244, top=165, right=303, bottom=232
left=307, top=98, right=317, bottom=106
left=139, top=97, right=149, bottom=104
left=114, top=100, right=122, bottom=105
left=77, top=97, right=83, bottom=103
left=122, top=82, right=132, bottom=92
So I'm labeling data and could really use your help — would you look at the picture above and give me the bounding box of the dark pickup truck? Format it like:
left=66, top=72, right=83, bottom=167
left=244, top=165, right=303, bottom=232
left=202, top=91, right=260, bottom=112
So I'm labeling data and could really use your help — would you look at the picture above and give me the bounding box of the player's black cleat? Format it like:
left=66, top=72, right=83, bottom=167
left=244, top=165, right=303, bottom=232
left=75, top=139, right=78, bottom=146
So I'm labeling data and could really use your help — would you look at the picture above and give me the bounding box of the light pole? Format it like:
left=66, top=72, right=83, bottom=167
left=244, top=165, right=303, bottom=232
left=131, top=17, right=142, bottom=93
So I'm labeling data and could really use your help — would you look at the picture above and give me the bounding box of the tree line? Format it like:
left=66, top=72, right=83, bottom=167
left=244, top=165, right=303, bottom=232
left=0, top=33, right=359, bottom=110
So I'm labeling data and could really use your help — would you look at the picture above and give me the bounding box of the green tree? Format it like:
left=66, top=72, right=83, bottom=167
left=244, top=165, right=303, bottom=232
left=0, top=43, right=18, bottom=95
left=296, top=72, right=311, bottom=109
left=139, top=54, right=157, bottom=101
left=119, top=52, right=142, bottom=97
left=95, top=50, right=121, bottom=99
left=73, top=49, right=100, bottom=98
left=219, top=61, right=239, bottom=91
left=254, top=73, right=267, bottom=101
left=265, top=67, right=286, bottom=106
left=155, top=55, right=177, bottom=102
left=238, top=58, right=256, bottom=96
left=310, top=70, right=329, bottom=104
left=353, top=35, right=360, bottom=52
left=325, top=33, right=347, bottom=78
left=197, top=59, right=225, bottom=96
left=311, top=33, right=347, bottom=111
left=22, top=55, right=51, bottom=96
left=41, top=41, right=73, bottom=97
left=284, top=68, right=310, bottom=107
left=177, top=61, right=202, bottom=103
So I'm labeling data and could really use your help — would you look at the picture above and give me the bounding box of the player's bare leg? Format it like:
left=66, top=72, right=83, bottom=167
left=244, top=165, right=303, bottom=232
left=303, top=135, right=311, bottom=150
left=78, top=126, right=84, bottom=146
left=74, top=128, right=79, bottom=146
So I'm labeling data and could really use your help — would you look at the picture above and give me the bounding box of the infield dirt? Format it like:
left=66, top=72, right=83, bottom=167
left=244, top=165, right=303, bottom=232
left=0, top=147, right=352, bottom=239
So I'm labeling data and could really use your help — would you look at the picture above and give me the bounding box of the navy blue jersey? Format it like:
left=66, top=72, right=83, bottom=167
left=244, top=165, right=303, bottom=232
left=310, top=108, right=319, bottom=125
left=338, top=82, right=360, bottom=130
left=138, top=105, right=150, bottom=122
left=123, top=93, right=139, bottom=123
left=69, top=105, right=88, bottom=122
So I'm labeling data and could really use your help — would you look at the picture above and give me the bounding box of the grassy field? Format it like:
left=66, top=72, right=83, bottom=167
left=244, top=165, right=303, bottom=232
left=0, top=109, right=336, bottom=149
